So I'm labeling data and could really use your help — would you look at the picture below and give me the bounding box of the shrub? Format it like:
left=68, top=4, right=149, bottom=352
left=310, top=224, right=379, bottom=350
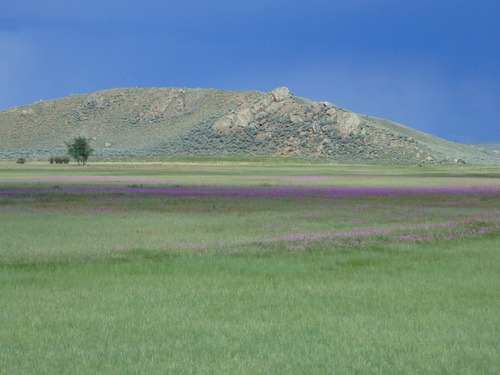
left=49, top=156, right=70, bottom=164
left=16, top=157, right=26, bottom=164
left=66, top=137, right=94, bottom=165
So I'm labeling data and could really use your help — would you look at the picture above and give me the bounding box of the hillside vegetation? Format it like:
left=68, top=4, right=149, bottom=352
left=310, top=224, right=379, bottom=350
left=471, top=142, right=500, bottom=153
left=1, top=86, right=498, bottom=164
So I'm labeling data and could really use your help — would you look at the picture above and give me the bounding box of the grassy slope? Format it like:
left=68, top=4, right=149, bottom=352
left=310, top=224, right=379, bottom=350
left=470, top=142, right=500, bottom=152
left=361, top=115, right=498, bottom=164
left=0, top=88, right=244, bottom=155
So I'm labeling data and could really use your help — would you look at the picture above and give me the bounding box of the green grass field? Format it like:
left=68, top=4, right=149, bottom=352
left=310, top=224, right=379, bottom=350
left=1, top=161, right=499, bottom=374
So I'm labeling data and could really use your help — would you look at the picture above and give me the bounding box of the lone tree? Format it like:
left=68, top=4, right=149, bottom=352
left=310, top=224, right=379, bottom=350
left=66, top=136, right=94, bottom=165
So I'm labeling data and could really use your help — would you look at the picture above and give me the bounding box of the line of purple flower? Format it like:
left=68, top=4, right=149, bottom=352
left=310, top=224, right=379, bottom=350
left=246, top=214, right=499, bottom=244
left=1, top=186, right=499, bottom=197
left=107, top=224, right=499, bottom=255
left=105, top=214, right=498, bottom=253
left=397, top=225, right=500, bottom=242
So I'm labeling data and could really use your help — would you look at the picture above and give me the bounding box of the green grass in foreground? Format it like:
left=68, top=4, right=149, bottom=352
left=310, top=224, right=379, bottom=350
left=1, top=238, right=499, bottom=374
left=0, top=162, right=499, bottom=374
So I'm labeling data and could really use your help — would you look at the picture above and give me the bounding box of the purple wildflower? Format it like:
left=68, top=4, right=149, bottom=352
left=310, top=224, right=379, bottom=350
left=1, top=186, right=499, bottom=197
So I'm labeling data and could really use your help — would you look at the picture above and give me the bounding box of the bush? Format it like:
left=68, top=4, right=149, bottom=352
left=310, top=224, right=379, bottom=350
left=50, top=156, right=70, bottom=164
left=16, top=158, right=26, bottom=164
left=66, top=137, right=94, bottom=165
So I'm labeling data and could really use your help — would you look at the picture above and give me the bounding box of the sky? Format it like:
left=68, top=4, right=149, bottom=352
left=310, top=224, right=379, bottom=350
left=1, top=0, right=498, bottom=143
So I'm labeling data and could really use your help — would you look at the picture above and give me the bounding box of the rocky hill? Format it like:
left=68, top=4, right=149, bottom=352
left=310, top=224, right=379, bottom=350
left=1, top=86, right=498, bottom=164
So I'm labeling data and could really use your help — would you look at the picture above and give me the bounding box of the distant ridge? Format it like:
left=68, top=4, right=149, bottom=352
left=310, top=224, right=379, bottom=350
left=1, top=86, right=499, bottom=164
left=469, top=142, right=500, bottom=154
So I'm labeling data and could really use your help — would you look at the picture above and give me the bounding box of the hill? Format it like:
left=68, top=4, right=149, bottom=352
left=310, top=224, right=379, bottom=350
left=1, top=86, right=498, bottom=164
left=470, top=142, right=500, bottom=154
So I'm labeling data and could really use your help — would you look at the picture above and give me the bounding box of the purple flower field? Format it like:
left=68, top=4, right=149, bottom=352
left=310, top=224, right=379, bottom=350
left=1, top=185, right=499, bottom=197
left=1, top=163, right=499, bottom=261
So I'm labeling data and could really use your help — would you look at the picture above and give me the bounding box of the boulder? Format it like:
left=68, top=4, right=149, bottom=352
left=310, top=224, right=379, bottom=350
left=270, top=87, right=292, bottom=102
left=235, top=108, right=254, bottom=127
left=334, top=112, right=362, bottom=137
left=212, top=116, right=233, bottom=132
left=212, top=108, right=255, bottom=132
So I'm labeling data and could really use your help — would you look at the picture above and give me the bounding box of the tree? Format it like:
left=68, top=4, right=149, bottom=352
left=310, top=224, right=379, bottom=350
left=66, top=137, right=94, bottom=165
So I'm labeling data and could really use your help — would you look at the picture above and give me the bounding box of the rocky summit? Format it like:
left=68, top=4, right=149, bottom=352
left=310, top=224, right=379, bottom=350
left=0, top=86, right=498, bottom=164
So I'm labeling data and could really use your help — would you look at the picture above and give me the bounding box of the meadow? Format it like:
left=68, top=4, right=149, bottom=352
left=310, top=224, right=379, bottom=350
left=1, top=161, right=499, bottom=374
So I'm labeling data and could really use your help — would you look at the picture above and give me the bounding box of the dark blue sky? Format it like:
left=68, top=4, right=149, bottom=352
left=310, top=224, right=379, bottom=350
left=1, top=1, right=498, bottom=142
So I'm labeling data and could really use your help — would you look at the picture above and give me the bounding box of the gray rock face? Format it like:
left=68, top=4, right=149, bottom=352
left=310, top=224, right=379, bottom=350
left=270, top=87, right=292, bottom=102
left=212, top=87, right=293, bottom=132
left=212, top=108, right=255, bottom=132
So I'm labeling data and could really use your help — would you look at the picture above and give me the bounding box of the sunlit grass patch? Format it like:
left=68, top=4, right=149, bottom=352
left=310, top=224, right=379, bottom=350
left=1, top=236, right=499, bottom=374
